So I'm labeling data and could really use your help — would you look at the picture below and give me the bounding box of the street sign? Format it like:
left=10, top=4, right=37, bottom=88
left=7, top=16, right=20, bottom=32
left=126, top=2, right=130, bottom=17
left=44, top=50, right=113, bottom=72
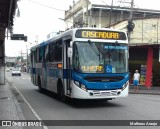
left=10, top=34, right=27, bottom=42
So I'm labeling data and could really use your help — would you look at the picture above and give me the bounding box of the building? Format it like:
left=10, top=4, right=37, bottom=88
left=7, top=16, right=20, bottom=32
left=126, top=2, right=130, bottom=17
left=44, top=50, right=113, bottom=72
left=0, top=0, right=18, bottom=84
left=64, top=0, right=160, bottom=87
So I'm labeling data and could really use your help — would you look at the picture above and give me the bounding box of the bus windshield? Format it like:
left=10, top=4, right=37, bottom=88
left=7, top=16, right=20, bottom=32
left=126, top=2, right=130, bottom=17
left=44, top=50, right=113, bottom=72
left=73, top=41, right=128, bottom=73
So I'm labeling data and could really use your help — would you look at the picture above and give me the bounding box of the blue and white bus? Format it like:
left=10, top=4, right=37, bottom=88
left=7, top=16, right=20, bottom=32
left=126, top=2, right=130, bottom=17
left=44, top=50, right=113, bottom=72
left=30, top=28, right=129, bottom=101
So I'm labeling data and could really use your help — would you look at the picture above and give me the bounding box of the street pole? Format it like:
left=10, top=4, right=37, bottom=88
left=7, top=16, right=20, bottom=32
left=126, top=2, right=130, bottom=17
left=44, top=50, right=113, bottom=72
left=21, top=50, right=22, bottom=72
left=26, top=45, right=28, bottom=73
left=86, top=0, right=89, bottom=27
left=109, top=0, right=113, bottom=28
left=128, top=0, right=134, bottom=43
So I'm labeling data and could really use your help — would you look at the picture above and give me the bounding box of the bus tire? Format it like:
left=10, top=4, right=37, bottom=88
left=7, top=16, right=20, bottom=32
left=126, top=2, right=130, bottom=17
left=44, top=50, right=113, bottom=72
left=58, top=80, right=66, bottom=102
left=38, top=76, right=43, bottom=93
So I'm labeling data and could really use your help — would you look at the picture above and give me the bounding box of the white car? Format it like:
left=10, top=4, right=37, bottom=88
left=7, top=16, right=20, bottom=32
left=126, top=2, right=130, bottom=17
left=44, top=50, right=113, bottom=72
left=12, top=69, right=21, bottom=76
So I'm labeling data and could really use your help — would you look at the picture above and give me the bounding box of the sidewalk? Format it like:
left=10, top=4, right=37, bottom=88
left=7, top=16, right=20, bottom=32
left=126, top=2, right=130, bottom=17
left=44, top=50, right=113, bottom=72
left=129, top=85, right=160, bottom=95
left=0, top=82, right=24, bottom=129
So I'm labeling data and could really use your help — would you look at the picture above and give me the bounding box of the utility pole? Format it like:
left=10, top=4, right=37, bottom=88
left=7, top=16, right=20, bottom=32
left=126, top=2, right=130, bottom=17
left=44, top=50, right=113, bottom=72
left=86, top=0, right=89, bottom=27
left=119, top=0, right=135, bottom=42
left=129, top=0, right=134, bottom=22
left=20, top=50, right=27, bottom=72
left=127, top=0, right=134, bottom=42
left=21, top=50, right=22, bottom=72
left=26, top=45, right=28, bottom=73
left=109, top=0, right=113, bottom=28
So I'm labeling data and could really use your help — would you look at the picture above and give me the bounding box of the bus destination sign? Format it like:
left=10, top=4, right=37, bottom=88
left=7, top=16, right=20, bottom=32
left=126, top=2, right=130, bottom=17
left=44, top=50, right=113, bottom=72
left=75, top=29, right=126, bottom=40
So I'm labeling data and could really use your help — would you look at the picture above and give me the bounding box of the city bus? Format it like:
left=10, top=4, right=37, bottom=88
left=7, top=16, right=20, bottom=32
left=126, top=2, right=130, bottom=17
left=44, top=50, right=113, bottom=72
left=30, top=28, right=129, bottom=101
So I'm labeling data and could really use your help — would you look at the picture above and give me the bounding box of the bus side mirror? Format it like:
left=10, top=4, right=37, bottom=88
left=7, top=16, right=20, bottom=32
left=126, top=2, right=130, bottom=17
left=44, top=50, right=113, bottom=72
left=68, top=47, right=73, bottom=58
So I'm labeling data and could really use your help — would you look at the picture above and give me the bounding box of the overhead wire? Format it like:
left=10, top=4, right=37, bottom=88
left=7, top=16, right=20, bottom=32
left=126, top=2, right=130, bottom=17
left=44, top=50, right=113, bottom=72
left=27, top=0, right=65, bottom=12
left=133, top=21, right=157, bottom=43
left=27, top=0, right=160, bottom=40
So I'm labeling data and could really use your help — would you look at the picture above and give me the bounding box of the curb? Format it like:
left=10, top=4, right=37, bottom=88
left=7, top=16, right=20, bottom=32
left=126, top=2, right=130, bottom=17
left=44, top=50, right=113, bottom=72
left=6, top=79, right=48, bottom=129
left=129, top=91, right=160, bottom=95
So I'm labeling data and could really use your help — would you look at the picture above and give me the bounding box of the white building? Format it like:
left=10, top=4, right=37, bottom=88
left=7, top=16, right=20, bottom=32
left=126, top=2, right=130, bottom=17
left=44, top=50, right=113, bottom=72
left=64, top=0, right=160, bottom=87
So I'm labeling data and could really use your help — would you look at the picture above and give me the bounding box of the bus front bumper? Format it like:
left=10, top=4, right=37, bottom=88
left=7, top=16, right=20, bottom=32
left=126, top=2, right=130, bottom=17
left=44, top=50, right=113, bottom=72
left=70, top=81, right=129, bottom=99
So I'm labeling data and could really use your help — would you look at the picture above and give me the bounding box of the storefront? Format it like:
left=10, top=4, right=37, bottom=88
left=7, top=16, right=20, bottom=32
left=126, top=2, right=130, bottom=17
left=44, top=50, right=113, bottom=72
left=129, top=45, right=160, bottom=87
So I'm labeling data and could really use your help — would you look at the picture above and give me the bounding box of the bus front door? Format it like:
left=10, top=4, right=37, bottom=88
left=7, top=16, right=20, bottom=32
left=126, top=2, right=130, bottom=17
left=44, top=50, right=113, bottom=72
left=63, top=39, right=72, bottom=96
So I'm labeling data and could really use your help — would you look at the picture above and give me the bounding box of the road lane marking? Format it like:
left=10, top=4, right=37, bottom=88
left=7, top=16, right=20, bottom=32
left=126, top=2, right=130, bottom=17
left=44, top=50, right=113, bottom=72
left=12, top=84, right=48, bottom=129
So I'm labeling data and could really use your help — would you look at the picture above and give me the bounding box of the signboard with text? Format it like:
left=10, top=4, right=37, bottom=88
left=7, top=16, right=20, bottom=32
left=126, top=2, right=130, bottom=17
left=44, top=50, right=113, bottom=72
left=75, top=29, right=127, bottom=40
left=10, top=34, right=27, bottom=42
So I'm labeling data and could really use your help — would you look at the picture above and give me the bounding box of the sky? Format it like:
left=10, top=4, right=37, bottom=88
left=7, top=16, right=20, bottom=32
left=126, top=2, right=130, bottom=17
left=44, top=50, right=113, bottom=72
left=5, top=0, right=160, bottom=57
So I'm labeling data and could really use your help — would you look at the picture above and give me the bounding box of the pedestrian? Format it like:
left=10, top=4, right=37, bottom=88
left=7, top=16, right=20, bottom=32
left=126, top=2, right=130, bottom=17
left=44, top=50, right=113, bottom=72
left=133, top=70, right=140, bottom=93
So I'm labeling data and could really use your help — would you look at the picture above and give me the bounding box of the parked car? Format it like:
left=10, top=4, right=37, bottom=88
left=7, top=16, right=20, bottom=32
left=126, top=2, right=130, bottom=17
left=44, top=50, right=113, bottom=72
left=12, top=69, right=21, bottom=76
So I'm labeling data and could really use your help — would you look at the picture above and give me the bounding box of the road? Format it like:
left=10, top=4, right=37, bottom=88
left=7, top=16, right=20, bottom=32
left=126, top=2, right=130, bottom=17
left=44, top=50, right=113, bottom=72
left=5, top=72, right=160, bottom=129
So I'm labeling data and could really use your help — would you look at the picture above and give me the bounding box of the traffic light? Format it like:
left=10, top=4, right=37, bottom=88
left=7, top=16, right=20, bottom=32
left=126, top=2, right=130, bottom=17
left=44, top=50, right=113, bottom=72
left=127, top=21, right=135, bottom=32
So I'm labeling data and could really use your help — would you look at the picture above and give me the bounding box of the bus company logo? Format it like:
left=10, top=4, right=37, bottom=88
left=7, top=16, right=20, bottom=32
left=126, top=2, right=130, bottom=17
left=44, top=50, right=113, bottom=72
left=2, top=121, right=11, bottom=126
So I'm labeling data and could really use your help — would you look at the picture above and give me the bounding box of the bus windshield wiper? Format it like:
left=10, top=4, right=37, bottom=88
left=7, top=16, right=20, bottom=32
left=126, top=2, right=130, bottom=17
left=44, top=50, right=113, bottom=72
left=88, top=40, right=99, bottom=56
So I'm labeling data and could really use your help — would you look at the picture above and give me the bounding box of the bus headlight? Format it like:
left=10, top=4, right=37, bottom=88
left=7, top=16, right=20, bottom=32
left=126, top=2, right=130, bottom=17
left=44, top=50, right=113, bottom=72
left=122, top=81, right=129, bottom=91
left=74, top=81, right=80, bottom=86
left=81, top=84, right=86, bottom=91
left=74, top=81, right=87, bottom=91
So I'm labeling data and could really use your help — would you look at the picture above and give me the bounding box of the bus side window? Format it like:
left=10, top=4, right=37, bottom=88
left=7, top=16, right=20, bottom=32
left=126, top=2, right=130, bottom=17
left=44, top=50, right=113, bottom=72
left=45, top=45, right=49, bottom=62
left=32, top=51, right=36, bottom=66
left=55, top=39, right=62, bottom=62
left=36, top=48, right=39, bottom=63
left=30, top=52, right=33, bottom=66
left=49, top=42, right=55, bottom=62
left=73, top=43, right=80, bottom=70
left=39, top=46, right=45, bottom=62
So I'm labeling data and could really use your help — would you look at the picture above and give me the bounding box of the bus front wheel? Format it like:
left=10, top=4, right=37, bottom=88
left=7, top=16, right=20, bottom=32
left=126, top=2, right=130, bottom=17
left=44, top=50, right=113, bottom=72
left=58, top=81, right=66, bottom=102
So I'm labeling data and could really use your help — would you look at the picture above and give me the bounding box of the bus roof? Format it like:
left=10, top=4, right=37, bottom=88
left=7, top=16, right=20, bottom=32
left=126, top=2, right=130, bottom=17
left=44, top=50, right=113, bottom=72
left=30, top=28, right=128, bottom=50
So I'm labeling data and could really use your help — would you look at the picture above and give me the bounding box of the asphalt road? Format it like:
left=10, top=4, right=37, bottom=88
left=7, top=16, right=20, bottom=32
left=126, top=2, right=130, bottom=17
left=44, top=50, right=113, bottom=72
left=5, top=72, right=160, bottom=129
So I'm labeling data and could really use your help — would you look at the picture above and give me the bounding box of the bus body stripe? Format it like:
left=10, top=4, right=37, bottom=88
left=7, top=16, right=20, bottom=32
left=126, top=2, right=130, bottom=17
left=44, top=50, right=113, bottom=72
left=63, top=69, right=67, bottom=79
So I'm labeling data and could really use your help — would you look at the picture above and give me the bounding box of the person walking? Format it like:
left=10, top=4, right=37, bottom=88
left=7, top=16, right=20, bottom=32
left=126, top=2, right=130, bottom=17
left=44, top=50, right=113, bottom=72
left=133, top=70, right=140, bottom=93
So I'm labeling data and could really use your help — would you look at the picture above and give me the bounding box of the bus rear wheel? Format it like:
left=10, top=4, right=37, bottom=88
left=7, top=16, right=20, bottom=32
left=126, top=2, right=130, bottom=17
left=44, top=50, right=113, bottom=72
left=38, top=77, right=43, bottom=93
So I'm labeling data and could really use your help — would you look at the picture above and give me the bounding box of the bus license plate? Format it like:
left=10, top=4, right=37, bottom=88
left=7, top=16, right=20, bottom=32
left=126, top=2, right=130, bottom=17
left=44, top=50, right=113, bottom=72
left=101, top=92, right=111, bottom=96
